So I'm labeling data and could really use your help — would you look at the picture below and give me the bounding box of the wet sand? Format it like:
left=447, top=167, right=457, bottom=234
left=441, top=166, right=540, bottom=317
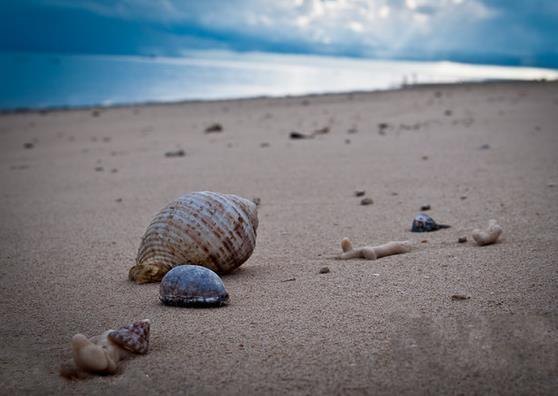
left=0, top=81, right=557, bottom=394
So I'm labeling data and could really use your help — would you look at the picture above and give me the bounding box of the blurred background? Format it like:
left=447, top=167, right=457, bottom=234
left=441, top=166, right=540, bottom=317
left=1, top=0, right=557, bottom=109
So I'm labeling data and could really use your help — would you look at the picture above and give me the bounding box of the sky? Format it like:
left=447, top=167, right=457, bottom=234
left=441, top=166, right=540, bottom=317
left=1, top=0, right=558, bottom=68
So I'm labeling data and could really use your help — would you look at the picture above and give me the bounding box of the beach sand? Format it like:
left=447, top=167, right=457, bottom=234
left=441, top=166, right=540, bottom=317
left=1, top=81, right=557, bottom=394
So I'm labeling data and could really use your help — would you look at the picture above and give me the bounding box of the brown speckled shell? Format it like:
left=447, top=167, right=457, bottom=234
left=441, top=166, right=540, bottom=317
left=133, top=192, right=258, bottom=280
left=108, top=319, right=150, bottom=355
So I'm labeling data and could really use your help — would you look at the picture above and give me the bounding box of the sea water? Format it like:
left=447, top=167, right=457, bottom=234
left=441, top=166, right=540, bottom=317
left=1, top=50, right=556, bottom=110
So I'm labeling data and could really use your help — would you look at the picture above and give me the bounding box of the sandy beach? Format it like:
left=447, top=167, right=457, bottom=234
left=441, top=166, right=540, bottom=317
left=1, top=81, right=557, bottom=394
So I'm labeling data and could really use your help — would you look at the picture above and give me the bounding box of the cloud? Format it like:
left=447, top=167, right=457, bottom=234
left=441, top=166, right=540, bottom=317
left=4, top=0, right=558, bottom=67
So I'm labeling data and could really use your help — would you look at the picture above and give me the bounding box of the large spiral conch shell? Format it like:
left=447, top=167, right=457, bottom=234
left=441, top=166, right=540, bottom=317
left=129, top=191, right=258, bottom=284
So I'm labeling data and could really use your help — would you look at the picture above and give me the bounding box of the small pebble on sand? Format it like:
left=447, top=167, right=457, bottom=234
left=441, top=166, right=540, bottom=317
left=420, top=204, right=431, bottom=211
left=354, top=190, right=366, bottom=197
left=479, top=144, right=491, bottom=150
left=360, top=198, right=373, bottom=206
left=260, top=142, right=270, bottom=148
left=458, top=237, right=467, bottom=243
left=95, top=166, right=104, bottom=172
left=319, top=267, right=330, bottom=274
left=165, top=149, right=185, bottom=158
left=290, top=131, right=311, bottom=140
left=205, top=123, right=223, bottom=133
left=451, top=294, right=470, bottom=301
left=422, top=155, right=429, bottom=160
left=460, top=196, right=467, bottom=200
left=115, top=198, right=123, bottom=202
left=23, top=142, right=34, bottom=149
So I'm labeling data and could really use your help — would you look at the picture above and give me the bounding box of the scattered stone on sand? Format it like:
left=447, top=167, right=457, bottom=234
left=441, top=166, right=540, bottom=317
left=91, top=109, right=101, bottom=117
left=420, top=204, right=431, bottom=211
left=260, top=142, right=270, bottom=148
left=421, top=240, right=428, bottom=244
left=347, top=127, right=358, bottom=134
left=451, top=294, right=470, bottom=301
left=458, top=237, right=468, bottom=243
left=378, top=122, right=389, bottom=135
left=10, top=164, right=29, bottom=170
left=290, top=131, right=312, bottom=140
left=115, top=198, right=123, bottom=203
left=23, top=142, right=34, bottom=149
left=345, top=139, right=351, bottom=144
left=547, top=183, right=555, bottom=188
left=281, top=278, right=296, bottom=282
left=444, top=109, right=453, bottom=116
left=94, top=166, right=104, bottom=172
left=360, top=197, right=373, bottom=206
left=319, top=267, right=330, bottom=274
left=391, top=192, right=398, bottom=196
left=301, top=99, right=310, bottom=106
left=205, top=123, right=223, bottom=133
left=252, top=197, right=261, bottom=206
left=479, top=144, right=491, bottom=150
left=354, top=190, right=366, bottom=197
left=111, top=168, right=118, bottom=173
left=102, top=137, right=111, bottom=143
left=460, top=196, right=467, bottom=200
left=313, top=126, right=330, bottom=135
left=422, top=155, right=429, bottom=160
left=165, top=149, right=185, bottom=158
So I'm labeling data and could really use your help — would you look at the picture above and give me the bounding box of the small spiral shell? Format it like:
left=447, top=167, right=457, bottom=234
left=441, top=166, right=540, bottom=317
left=129, top=191, right=258, bottom=284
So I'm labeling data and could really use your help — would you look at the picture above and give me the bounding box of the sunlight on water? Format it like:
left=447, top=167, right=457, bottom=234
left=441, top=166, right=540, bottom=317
left=1, top=51, right=557, bottom=109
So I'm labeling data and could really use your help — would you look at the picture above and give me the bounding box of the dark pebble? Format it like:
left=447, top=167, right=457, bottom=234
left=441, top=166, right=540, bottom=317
left=458, top=237, right=467, bottom=243
left=444, top=109, right=453, bottom=116
left=95, top=166, right=104, bottom=172
left=205, top=123, right=223, bottom=133
left=354, top=190, right=366, bottom=197
left=360, top=197, right=373, bottom=205
left=289, top=131, right=311, bottom=139
left=313, top=126, right=330, bottom=135
left=479, top=144, right=491, bottom=150
left=115, top=198, right=123, bottom=202
left=460, top=196, right=467, bottom=200
left=23, top=142, right=34, bottom=149
left=319, top=267, right=330, bottom=274
left=420, top=204, right=431, bottom=211
left=165, top=149, right=185, bottom=158
left=451, top=294, right=470, bottom=301
left=421, top=155, right=429, bottom=160
left=260, top=142, right=270, bottom=148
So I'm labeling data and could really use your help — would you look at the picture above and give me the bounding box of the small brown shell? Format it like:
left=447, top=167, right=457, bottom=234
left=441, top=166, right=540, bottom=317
left=129, top=192, right=258, bottom=283
left=108, top=319, right=150, bottom=354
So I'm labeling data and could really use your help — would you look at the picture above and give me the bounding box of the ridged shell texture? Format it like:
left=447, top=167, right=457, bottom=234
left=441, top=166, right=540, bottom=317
left=130, top=192, right=258, bottom=283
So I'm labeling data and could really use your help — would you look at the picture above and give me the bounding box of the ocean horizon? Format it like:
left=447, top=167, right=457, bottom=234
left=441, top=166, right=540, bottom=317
left=1, top=50, right=557, bottom=111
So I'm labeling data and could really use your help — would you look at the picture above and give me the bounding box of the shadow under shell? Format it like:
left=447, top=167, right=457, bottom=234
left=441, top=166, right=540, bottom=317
left=159, top=264, right=230, bottom=308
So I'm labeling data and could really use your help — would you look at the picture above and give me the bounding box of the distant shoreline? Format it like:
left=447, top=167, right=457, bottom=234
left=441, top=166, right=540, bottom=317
left=1, top=79, right=556, bottom=114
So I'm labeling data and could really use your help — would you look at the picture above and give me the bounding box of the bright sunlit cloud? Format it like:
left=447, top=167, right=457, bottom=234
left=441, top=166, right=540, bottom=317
left=2, top=0, right=558, bottom=67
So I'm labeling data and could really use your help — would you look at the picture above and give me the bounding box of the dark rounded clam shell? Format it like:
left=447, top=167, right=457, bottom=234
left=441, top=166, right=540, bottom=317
left=411, top=213, right=451, bottom=232
left=160, top=265, right=229, bottom=307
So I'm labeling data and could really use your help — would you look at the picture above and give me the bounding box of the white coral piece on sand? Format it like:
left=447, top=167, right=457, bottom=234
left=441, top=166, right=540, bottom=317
left=336, top=238, right=413, bottom=260
left=472, top=219, right=502, bottom=246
